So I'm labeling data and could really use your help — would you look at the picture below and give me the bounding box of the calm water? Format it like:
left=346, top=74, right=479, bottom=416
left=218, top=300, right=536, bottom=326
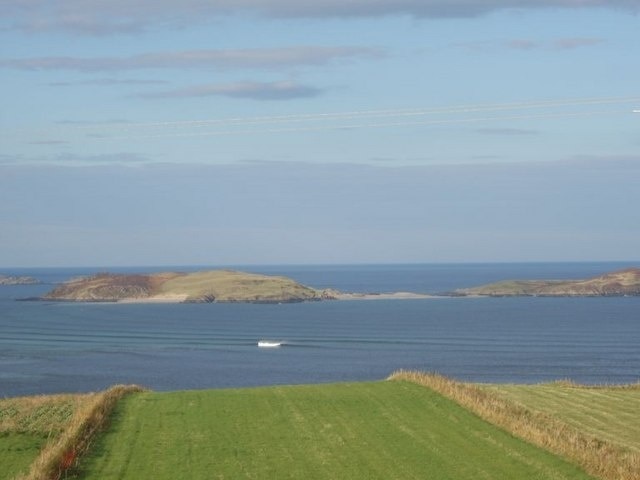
left=1, top=263, right=638, bottom=397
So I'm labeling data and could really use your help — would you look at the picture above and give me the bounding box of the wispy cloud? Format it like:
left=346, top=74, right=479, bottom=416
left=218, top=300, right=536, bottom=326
left=552, top=37, right=605, bottom=50
left=139, top=80, right=324, bottom=101
left=506, top=39, right=537, bottom=51
left=0, top=154, right=27, bottom=164
left=0, top=152, right=149, bottom=165
left=563, top=154, right=640, bottom=168
left=474, top=128, right=539, bottom=136
left=454, top=37, right=605, bottom=52
left=47, top=78, right=168, bottom=87
left=55, top=119, right=130, bottom=125
left=54, top=153, right=149, bottom=163
left=28, top=140, right=69, bottom=145
left=2, top=1, right=638, bottom=35
left=1, top=47, right=381, bottom=72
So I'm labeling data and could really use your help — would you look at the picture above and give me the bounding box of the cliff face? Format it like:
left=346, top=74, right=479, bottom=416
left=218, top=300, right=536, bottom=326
left=43, top=273, right=158, bottom=301
left=42, top=270, right=335, bottom=303
left=457, top=268, right=640, bottom=297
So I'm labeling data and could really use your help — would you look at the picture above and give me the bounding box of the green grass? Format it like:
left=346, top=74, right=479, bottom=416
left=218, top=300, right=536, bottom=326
left=485, top=382, right=640, bottom=452
left=159, top=270, right=321, bottom=302
left=78, top=381, right=594, bottom=480
left=0, top=394, right=87, bottom=480
left=0, top=433, right=48, bottom=480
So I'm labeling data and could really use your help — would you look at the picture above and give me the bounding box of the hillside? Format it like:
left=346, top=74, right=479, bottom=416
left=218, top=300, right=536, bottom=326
left=6, top=377, right=640, bottom=480
left=0, top=275, right=39, bottom=286
left=455, top=268, right=640, bottom=297
left=76, top=382, right=593, bottom=480
left=42, top=270, right=336, bottom=304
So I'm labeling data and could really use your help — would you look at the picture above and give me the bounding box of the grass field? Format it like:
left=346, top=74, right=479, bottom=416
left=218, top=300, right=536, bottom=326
left=1, top=386, right=142, bottom=480
left=0, top=393, right=88, bottom=480
left=486, top=382, right=640, bottom=452
left=77, top=381, right=594, bottom=480
left=392, top=371, right=640, bottom=480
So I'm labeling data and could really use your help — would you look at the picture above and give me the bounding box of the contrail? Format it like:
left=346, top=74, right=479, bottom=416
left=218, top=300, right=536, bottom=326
left=82, top=95, right=640, bottom=131
left=3, top=95, right=639, bottom=141
left=100, top=109, right=621, bottom=141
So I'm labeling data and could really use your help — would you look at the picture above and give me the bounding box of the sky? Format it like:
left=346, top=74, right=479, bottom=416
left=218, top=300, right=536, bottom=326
left=0, top=1, right=639, bottom=267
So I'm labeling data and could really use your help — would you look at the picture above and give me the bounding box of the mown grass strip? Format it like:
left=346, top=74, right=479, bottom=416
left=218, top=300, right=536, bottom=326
left=77, top=381, right=593, bottom=480
left=14, top=384, right=143, bottom=480
left=390, top=370, right=640, bottom=480
left=485, top=382, right=640, bottom=453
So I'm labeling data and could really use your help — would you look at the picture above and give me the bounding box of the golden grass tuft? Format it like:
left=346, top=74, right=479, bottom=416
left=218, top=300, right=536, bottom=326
left=388, top=370, right=640, bottom=480
left=548, top=378, right=640, bottom=390
left=0, top=393, right=86, bottom=437
left=14, top=384, right=144, bottom=480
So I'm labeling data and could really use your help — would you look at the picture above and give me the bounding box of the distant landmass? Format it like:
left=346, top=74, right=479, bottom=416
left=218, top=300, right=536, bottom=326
left=42, top=270, right=338, bottom=304
left=34, top=267, right=640, bottom=303
left=455, top=268, right=640, bottom=297
left=0, top=274, right=40, bottom=286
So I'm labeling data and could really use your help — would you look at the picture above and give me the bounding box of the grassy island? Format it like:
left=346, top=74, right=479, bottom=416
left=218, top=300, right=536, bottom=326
left=42, top=270, right=335, bottom=304
left=456, top=267, right=640, bottom=296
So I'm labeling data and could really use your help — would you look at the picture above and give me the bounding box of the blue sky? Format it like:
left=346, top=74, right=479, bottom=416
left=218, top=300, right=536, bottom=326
left=1, top=1, right=639, bottom=266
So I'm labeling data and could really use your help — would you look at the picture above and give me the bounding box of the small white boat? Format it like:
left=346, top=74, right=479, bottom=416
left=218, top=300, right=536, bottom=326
left=258, top=340, right=282, bottom=348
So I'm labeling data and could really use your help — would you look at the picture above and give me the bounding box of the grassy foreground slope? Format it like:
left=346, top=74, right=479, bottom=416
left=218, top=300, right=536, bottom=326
left=393, top=372, right=640, bottom=480
left=1, top=386, right=142, bottom=480
left=78, top=381, right=593, bottom=480
left=0, top=394, right=89, bottom=479
left=486, top=382, right=640, bottom=452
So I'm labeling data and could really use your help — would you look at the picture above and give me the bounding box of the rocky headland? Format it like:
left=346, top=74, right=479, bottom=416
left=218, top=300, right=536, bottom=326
left=455, top=268, right=640, bottom=297
left=0, top=274, right=40, bottom=286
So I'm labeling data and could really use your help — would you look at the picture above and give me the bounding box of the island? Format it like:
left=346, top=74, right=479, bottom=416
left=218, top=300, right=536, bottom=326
left=0, top=274, right=40, bottom=285
left=455, top=267, right=640, bottom=297
left=42, top=270, right=338, bottom=304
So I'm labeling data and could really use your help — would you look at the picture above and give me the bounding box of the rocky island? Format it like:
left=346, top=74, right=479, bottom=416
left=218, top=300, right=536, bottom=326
left=43, top=270, right=338, bottom=304
left=0, top=274, right=40, bottom=285
left=455, top=268, right=640, bottom=297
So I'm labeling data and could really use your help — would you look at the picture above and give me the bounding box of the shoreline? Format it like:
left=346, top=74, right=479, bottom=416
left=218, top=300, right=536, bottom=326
left=334, top=292, right=433, bottom=300
left=32, top=291, right=439, bottom=304
left=117, top=290, right=438, bottom=303
left=117, top=294, right=189, bottom=304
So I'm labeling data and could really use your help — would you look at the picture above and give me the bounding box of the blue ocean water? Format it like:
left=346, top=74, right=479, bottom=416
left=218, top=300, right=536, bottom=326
left=1, top=263, right=638, bottom=397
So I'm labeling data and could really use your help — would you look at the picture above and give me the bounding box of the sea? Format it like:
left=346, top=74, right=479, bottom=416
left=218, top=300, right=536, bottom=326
left=1, top=262, right=639, bottom=397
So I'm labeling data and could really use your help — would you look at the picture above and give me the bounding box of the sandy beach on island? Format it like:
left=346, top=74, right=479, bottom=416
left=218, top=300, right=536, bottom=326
left=114, top=292, right=434, bottom=303
left=117, top=294, right=189, bottom=304
left=335, top=292, right=433, bottom=300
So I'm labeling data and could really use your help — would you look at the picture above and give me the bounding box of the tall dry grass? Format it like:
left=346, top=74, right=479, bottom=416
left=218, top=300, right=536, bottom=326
left=14, top=384, right=144, bottom=480
left=0, top=393, right=85, bottom=436
left=389, top=370, right=640, bottom=480
left=549, top=378, right=640, bottom=390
